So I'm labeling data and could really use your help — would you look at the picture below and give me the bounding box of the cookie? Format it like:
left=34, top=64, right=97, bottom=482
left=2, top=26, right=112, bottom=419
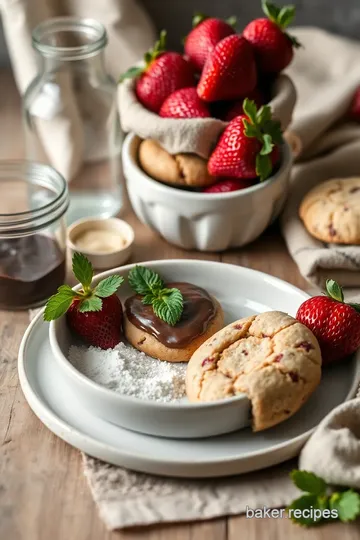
left=186, top=311, right=321, bottom=431
left=138, top=139, right=217, bottom=188
left=299, top=177, right=360, bottom=244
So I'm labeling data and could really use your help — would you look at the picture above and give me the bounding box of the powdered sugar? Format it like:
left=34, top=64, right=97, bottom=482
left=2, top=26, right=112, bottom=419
left=68, top=342, right=187, bottom=403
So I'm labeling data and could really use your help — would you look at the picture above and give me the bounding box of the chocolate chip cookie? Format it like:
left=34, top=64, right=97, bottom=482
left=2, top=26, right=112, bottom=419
left=299, top=177, right=360, bottom=244
left=186, top=311, right=321, bottom=431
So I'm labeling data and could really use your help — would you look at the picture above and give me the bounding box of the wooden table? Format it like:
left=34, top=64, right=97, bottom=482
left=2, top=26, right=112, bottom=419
left=1, top=69, right=359, bottom=540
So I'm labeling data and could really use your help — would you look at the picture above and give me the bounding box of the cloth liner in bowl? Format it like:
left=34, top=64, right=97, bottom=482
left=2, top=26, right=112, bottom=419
left=118, top=74, right=296, bottom=159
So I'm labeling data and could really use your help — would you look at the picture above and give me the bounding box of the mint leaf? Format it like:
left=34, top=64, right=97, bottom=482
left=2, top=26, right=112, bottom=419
left=325, top=279, right=344, bottom=302
left=95, top=275, right=124, bottom=298
left=128, top=266, right=164, bottom=295
left=287, top=494, right=323, bottom=526
left=262, top=0, right=280, bottom=23
left=256, top=153, right=272, bottom=181
left=290, top=470, right=327, bottom=496
left=72, top=252, right=93, bottom=290
left=44, top=285, right=76, bottom=321
left=78, top=296, right=103, bottom=313
left=152, top=288, right=184, bottom=326
left=330, top=491, right=360, bottom=522
left=260, top=134, right=274, bottom=156
left=242, top=98, right=258, bottom=124
left=278, top=5, right=295, bottom=28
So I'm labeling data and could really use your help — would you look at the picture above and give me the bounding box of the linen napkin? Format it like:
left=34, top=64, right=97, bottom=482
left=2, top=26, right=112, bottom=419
left=119, top=74, right=296, bottom=159
left=282, top=27, right=360, bottom=288
left=0, top=0, right=155, bottom=181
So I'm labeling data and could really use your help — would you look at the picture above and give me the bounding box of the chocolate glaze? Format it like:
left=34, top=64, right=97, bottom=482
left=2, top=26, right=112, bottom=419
left=0, top=235, right=66, bottom=309
left=125, top=282, right=216, bottom=348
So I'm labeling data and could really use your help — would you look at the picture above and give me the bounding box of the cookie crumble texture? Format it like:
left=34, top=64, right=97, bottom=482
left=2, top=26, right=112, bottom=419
left=186, top=311, right=322, bottom=431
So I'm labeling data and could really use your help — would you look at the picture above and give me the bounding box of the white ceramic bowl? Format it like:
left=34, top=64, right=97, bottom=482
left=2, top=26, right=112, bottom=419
left=122, top=134, right=292, bottom=251
left=49, top=259, right=310, bottom=439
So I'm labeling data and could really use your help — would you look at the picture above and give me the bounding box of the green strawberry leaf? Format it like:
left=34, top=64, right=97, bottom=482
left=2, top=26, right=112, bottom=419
left=290, top=470, right=327, bottom=495
left=260, top=133, right=274, bottom=156
left=265, top=119, right=283, bottom=144
left=256, top=153, right=273, bottom=181
left=226, top=15, right=237, bottom=28
left=152, top=288, right=184, bottom=326
left=119, top=66, right=144, bottom=83
left=288, top=494, right=324, bottom=526
left=277, top=5, right=296, bottom=28
left=348, top=302, right=360, bottom=313
left=94, top=275, right=124, bottom=298
left=72, top=252, right=93, bottom=291
left=257, top=104, right=272, bottom=124
left=325, top=279, right=344, bottom=302
left=287, top=32, right=302, bottom=48
left=262, top=0, right=280, bottom=23
left=243, top=118, right=259, bottom=138
left=128, top=266, right=164, bottom=296
left=242, top=98, right=258, bottom=125
left=43, top=285, right=77, bottom=322
left=192, top=12, right=208, bottom=27
left=330, top=490, right=360, bottom=522
left=78, top=296, right=103, bottom=313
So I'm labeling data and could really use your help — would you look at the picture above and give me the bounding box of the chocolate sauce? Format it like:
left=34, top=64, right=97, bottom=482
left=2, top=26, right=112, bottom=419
left=125, top=282, right=216, bottom=348
left=0, top=234, right=66, bottom=309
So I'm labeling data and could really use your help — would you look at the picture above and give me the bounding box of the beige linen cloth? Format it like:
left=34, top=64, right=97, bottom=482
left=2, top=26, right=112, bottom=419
left=282, top=27, right=360, bottom=288
left=0, top=0, right=155, bottom=180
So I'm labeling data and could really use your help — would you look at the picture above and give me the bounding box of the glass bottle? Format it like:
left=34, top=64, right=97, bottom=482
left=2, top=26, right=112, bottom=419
left=23, top=17, right=123, bottom=224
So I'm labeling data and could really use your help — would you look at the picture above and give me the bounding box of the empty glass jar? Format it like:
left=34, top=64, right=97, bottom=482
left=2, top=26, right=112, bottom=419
left=23, top=17, right=123, bottom=224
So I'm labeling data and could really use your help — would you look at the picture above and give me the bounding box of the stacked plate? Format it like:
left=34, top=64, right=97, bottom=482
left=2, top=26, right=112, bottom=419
left=18, top=260, right=360, bottom=478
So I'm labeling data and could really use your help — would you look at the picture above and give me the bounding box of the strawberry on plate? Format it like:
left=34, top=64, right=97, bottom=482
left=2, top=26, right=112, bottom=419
left=296, top=279, right=360, bottom=365
left=197, top=34, right=257, bottom=102
left=203, top=178, right=256, bottom=193
left=44, top=253, right=124, bottom=350
left=208, top=98, right=282, bottom=180
left=120, top=31, right=196, bottom=113
left=159, top=87, right=210, bottom=119
left=224, top=87, right=265, bottom=122
left=184, top=13, right=236, bottom=72
left=243, top=1, right=301, bottom=74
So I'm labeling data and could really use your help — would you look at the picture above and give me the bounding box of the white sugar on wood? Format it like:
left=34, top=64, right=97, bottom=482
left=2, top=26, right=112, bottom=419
left=68, top=342, right=187, bottom=402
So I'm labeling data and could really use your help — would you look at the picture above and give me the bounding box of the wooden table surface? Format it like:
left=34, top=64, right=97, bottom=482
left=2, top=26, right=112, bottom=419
left=1, top=69, right=359, bottom=540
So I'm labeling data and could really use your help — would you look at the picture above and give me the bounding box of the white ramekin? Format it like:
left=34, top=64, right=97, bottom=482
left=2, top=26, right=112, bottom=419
left=122, top=133, right=293, bottom=251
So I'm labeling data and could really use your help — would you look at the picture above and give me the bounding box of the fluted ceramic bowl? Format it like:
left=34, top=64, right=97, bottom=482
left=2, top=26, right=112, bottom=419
left=122, top=133, right=292, bottom=251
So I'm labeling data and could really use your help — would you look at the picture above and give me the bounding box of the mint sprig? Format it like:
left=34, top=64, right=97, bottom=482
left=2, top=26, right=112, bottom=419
left=128, top=266, right=184, bottom=326
left=44, top=253, right=124, bottom=321
left=288, top=469, right=360, bottom=526
left=242, top=98, right=283, bottom=181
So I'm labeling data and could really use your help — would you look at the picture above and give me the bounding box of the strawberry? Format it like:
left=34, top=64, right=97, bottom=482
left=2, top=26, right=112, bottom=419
left=224, top=88, right=265, bottom=122
left=208, top=98, right=282, bottom=180
left=243, top=1, right=301, bottom=74
left=197, top=34, right=257, bottom=102
left=159, top=87, right=210, bottom=119
left=296, top=280, right=360, bottom=365
left=44, top=253, right=124, bottom=350
left=203, top=178, right=256, bottom=193
left=184, top=14, right=236, bottom=72
left=120, top=31, right=196, bottom=113
left=349, top=87, right=360, bottom=122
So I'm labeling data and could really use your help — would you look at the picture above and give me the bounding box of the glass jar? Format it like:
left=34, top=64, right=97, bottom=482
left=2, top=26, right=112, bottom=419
left=0, top=161, right=68, bottom=309
left=23, top=17, right=123, bottom=224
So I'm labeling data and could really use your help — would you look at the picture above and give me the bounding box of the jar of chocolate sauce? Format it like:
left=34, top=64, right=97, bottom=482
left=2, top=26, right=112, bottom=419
left=0, top=161, right=68, bottom=309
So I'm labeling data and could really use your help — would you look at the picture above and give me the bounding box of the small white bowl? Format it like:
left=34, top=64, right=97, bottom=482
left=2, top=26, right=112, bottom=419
left=67, top=217, right=134, bottom=269
left=122, top=133, right=293, bottom=251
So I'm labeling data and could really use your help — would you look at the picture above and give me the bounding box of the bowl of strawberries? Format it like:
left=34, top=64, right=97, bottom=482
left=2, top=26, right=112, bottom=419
left=119, top=1, right=299, bottom=251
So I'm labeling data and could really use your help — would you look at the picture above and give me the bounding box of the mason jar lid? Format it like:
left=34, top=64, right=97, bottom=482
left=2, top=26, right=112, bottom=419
left=0, top=161, right=69, bottom=237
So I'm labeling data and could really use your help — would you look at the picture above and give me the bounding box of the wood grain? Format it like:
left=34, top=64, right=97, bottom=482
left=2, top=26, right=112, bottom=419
left=0, top=68, right=358, bottom=540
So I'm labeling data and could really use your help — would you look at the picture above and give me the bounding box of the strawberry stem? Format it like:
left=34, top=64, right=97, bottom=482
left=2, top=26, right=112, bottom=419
left=261, top=1, right=301, bottom=48
left=325, top=279, right=344, bottom=303
left=119, top=30, right=167, bottom=83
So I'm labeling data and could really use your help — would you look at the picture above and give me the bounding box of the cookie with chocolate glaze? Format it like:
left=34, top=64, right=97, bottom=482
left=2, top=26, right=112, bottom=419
left=124, top=283, right=224, bottom=362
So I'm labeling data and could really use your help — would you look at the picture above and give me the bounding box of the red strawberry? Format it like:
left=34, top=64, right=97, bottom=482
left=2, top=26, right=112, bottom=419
left=349, top=87, right=360, bottom=121
left=44, top=253, right=124, bottom=350
left=159, top=87, right=210, bottom=119
left=296, top=280, right=360, bottom=365
left=224, top=88, right=264, bottom=122
left=120, top=31, right=196, bottom=113
left=203, top=178, right=256, bottom=193
left=243, top=1, right=301, bottom=74
left=184, top=14, right=236, bottom=72
left=197, top=35, right=257, bottom=102
left=208, top=98, right=282, bottom=180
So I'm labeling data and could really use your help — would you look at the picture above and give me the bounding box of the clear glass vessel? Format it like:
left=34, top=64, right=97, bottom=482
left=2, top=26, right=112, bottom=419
left=23, top=17, right=123, bottom=224
left=0, top=161, right=68, bottom=309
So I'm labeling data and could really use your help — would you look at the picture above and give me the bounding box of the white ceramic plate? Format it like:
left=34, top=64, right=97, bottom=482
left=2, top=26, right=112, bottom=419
left=50, top=260, right=316, bottom=439
left=19, top=276, right=360, bottom=478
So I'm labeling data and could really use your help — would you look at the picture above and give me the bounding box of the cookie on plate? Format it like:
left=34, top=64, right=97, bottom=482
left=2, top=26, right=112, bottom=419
left=124, top=282, right=224, bottom=362
left=299, top=177, right=360, bottom=244
left=138, top=139, right=217, bottom=188
left=186, top=311, right=321, bottom=431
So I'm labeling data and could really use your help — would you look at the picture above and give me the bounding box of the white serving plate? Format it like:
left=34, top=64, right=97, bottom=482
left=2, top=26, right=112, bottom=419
left=49, top=260, right=313, bottom=439
left=19, top=308, right=360, bottom=478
